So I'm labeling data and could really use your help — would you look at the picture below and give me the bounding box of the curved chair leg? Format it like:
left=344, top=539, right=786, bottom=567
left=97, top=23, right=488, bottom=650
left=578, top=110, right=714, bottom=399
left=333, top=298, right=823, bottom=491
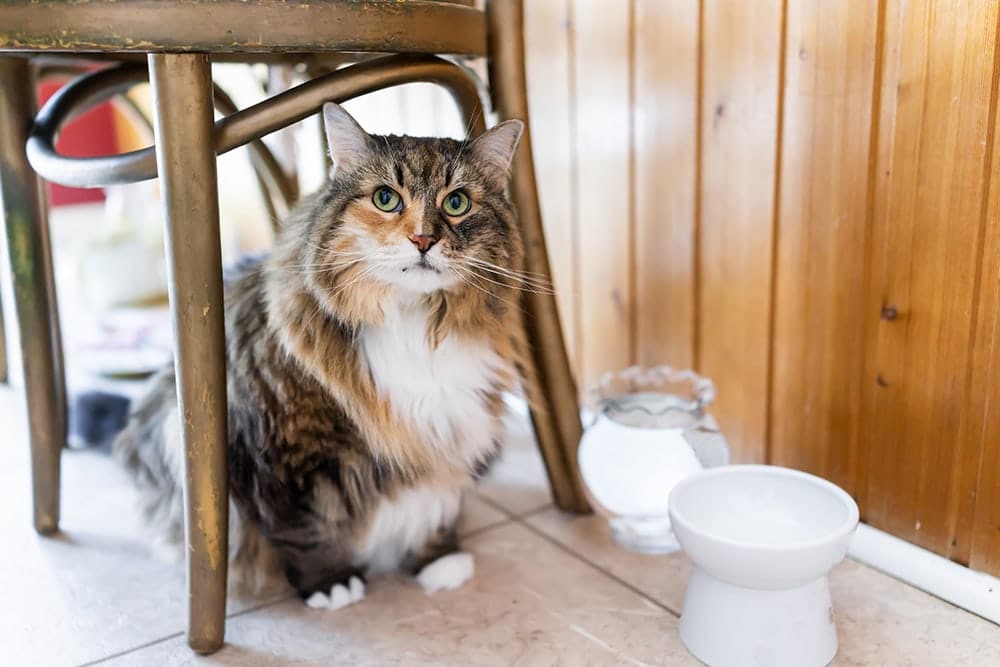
left=486, top=0, right=589, bottom=513
left=0, top=57, right=62, bottom=533
left=148, top=53, right=229, bottom=655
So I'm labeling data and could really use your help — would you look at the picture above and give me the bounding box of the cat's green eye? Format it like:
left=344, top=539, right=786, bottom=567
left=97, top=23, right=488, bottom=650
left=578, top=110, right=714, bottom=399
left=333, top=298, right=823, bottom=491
left=442, top=190, right=471, bottom=217
left=372, top=186, right=402, bottom=212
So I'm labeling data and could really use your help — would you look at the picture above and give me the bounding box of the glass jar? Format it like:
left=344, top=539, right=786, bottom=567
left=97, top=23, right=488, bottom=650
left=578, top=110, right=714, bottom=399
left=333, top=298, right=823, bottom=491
left=577, top=365, right=729, bottom=553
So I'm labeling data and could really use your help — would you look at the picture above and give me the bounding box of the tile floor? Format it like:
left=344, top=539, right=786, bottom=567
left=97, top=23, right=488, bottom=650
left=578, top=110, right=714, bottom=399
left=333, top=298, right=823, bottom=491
left=2, top=386, right=999, bottom=667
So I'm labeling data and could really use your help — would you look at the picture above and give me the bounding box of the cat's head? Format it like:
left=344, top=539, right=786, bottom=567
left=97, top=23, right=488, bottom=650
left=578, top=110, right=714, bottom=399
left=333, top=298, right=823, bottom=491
left=300, top=103, right=525, bottom=304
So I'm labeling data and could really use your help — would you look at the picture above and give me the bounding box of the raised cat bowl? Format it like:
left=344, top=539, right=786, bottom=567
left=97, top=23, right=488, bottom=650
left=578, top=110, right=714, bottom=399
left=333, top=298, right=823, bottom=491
left=669, top=465, right=859, bottom=667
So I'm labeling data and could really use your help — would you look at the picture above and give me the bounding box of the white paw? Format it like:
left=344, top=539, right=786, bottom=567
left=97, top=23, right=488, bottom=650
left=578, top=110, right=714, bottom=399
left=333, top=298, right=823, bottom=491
left=329, top=583, right=353, bottom=610
left=416, top=552, right=475, bottom=593
left=303, top=576, right=366, bottom=610
left=305, top=591, right=330, bottom=609
left=348, top=575, right=365, bottom=602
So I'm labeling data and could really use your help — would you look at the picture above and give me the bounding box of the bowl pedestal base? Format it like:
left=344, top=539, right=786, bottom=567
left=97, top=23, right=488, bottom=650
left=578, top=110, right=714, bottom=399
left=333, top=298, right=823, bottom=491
left=679, top=567, right=837, bottom=667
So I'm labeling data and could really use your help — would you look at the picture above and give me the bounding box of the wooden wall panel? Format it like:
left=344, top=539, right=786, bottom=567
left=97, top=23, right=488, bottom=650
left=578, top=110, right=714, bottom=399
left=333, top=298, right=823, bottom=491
left=632, top=0, right=699, bottom=370
left=569, top=0, right=634, bottom=389
left=328, top=0, right=1000, bottom=574
left=524, top=0, right=580, bottom=379
left=860, top=0, right=1000, bottom=558
left=969, top=122, right=1000, bottom=572
left=698, top=0, right=783, bottom=463
left=769, top=1, right=880, bottom=492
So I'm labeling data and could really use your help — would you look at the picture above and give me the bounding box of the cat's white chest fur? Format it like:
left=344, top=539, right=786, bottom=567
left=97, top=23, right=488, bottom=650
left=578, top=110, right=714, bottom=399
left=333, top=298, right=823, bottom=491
left=360, top=298, right=509, bottom=464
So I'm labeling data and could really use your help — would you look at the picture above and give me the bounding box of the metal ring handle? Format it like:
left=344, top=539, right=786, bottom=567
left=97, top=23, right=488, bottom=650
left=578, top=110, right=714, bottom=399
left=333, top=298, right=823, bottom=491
left=27, top=54, right=487, bottom=189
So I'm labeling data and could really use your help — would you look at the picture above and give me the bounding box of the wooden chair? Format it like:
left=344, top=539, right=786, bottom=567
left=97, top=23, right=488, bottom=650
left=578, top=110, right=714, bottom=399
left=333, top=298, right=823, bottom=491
left=0, top=0, right=586, bottom=654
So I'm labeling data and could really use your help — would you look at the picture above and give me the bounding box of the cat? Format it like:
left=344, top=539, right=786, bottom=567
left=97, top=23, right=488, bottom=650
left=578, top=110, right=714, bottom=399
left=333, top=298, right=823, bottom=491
left=114, top=102, right=533, bottom=610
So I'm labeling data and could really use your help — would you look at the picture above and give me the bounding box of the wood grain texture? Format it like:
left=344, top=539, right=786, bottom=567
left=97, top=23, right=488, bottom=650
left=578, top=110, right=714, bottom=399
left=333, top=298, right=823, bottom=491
left=860, top=0, right=1000, bottom=558
left=968, top=57, right=1000, bottom=573
left=524, top=0, right=580, bottom=379
left=569, top=0, right=634, bottom=390
left=698, top=0, right=783, bottom=463
left=768, top=1, right=879, bottom=492
left=632, top=0, right=698, bottom=370
left=271, top=1, right=1000, bottom=573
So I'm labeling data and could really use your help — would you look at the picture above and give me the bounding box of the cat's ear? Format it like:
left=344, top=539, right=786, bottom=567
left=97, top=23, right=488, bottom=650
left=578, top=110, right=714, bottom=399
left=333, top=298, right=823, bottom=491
left=323, top=102, right=373, bottom=178
left=470, top=119, right=524, bottom=182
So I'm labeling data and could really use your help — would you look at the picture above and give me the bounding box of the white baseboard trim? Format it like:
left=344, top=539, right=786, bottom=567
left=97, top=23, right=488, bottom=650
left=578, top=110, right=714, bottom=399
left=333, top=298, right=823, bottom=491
left=849, top=522, right=1000, bottom=625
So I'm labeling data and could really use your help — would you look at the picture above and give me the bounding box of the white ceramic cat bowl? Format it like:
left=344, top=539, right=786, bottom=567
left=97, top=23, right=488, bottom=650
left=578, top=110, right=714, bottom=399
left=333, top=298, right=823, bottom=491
left=668, top=465, right=859, bottom=667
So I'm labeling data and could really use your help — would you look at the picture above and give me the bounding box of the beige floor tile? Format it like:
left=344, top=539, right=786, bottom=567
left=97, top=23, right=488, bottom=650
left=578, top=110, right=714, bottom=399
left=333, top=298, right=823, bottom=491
left=830, top=559, right=1000, bottom=666
left=0, top=448, right=197, bottom=667
left=103, top=522, right=693, bottom=667
left=456, top=492, right=509, bottom=537
left=0, top=388, right=271, bottom=667
left=476, top=409, right=554, bottom=517
left=527, top=509, right=690, bottom=614
left=0, top=385, right=509, bottom=667
left=527, top=508, right=1000, bottom=666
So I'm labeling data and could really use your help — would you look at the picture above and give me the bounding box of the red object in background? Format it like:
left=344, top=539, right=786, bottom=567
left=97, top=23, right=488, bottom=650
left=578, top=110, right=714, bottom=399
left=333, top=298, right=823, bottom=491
left=37, top=80, right=118, bottom=207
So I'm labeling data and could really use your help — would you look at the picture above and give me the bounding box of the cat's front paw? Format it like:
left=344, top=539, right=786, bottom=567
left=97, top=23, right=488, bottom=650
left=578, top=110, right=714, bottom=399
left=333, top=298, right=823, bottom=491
left=416, top=552, right=475, bottom=593
left=304, top=575, right=366, bottom=611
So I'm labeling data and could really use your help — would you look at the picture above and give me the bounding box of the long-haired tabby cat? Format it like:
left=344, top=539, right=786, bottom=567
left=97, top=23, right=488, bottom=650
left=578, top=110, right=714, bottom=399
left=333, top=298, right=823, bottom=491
left=114, top=103, right=532, bottom=610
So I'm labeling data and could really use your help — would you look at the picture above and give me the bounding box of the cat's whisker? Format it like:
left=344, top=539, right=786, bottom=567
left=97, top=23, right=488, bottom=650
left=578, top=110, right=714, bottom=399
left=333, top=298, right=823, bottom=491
left=297, top=264, right=380, bottom=333
left=450, top=265, right=523, bottom=314
left=451, top=104, right=482, bottom=168
left=328, top=262, right=392, bottom=300
left=462, top=256, right=551, bottom=280
left=469, top=265, right=553, bottom=290
left=462, top=258, right=555, bottom=290
left=284, top=256, right=367, bottom=271
left=286, top=260, right=367, bottom=274
left=460, top=262, right=555, bottom=295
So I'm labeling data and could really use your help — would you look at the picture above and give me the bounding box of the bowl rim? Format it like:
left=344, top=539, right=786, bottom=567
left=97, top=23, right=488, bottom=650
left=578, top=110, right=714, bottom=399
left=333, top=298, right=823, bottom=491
left=668, top=464, right=860, bottom=552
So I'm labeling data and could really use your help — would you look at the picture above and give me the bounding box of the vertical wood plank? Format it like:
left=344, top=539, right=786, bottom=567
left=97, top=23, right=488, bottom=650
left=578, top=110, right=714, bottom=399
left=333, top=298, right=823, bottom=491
left=967, top=56, right=1000, bottom=573
left=861, top=0, right=1000, bottom=557
left=570, top=0, right=634, bottom=389
left=768, top=1, right=880, bottom=492
left=698, top=0, right=784, bottom=463
left=632, top=0, right=699, bottom=369
left=524, top=0, right=580, bottom=380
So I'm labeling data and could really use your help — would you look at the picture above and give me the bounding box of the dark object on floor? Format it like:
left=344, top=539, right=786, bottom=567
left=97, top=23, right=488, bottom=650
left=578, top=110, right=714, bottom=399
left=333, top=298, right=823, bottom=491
left=69, top=390, right=131, bottom=450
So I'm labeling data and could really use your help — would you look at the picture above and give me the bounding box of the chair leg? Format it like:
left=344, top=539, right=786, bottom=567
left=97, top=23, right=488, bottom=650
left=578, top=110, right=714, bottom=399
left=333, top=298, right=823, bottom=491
left=0, top=57, right=62, bottom=533
left=486, top=0, right=590, bottom=513
left=148, top=53, right=229, bottom=655
left=32, top=178, right=68, bottom=449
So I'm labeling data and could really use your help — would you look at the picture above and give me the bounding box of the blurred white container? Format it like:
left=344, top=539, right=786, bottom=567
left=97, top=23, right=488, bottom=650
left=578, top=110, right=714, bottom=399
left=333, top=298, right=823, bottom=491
left=577, top=366, right=728, bottom=554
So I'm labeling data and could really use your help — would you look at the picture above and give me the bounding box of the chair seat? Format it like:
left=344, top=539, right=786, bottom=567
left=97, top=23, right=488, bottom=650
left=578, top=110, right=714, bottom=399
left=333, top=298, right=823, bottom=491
left=0, top=0, right=485, bottom=57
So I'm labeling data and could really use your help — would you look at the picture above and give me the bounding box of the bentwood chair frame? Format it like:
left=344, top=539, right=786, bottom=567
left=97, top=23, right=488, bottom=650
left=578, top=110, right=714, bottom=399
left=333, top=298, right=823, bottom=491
left=0, top=0, right=587, bottom=654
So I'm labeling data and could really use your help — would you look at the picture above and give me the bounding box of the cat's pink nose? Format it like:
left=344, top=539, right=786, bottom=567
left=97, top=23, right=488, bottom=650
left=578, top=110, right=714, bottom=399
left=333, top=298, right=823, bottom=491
left=407, top=233, right=438, bottom=253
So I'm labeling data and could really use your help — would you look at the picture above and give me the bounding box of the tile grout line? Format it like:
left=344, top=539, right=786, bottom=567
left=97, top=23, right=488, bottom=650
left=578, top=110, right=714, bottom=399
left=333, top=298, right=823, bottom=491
left=75, top=632, right=184, bottom=667
left=79, top=500, right=627, bottom=665
left=515, top=516, right=683, bottom=618
left=75, top=595, right=295, bottom=667
left=75, top=504, right=528, bottom=666
left=460, top=516, right=515, bottom=540
left=476, top=495, right=682, bottom=617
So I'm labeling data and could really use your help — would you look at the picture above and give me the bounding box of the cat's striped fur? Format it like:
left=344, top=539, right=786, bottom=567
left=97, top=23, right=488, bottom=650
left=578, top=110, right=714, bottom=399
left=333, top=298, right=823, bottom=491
left=114, top=104, right=531, bottom=604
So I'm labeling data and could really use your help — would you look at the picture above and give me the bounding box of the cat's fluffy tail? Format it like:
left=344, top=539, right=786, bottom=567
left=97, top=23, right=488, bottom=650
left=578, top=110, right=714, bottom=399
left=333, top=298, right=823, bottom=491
left=113, top=367, right=187, bottom=555
left=113, top=367, right=285, bottom=596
